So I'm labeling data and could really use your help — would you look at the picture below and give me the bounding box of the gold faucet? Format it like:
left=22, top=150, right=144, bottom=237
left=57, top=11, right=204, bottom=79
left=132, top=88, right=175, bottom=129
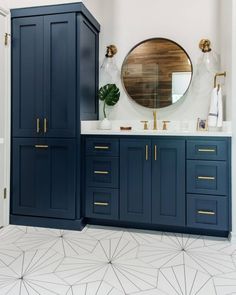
left=153, top=110, right=157, bottom=130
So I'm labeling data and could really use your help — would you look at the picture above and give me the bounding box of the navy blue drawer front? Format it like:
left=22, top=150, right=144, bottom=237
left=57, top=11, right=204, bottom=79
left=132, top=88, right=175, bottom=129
left=187, top=140, right=227, bottom=161
left=86, top=188, right=119, bottom=220
left=86, top=157, right=119, bottom=188
left=85, top=138, right=119, bottom=157
left=187, top=194, right=229, bottom=231
left=187, top=160, right=227, bottom=195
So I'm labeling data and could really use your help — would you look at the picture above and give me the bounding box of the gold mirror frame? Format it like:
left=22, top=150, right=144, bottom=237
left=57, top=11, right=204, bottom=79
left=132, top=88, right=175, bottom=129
left=121, top=38, right=193, bottom=109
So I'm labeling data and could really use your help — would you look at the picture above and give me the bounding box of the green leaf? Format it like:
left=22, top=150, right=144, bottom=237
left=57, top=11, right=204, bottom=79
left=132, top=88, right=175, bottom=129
left=99, top=84, right=120, bottom=106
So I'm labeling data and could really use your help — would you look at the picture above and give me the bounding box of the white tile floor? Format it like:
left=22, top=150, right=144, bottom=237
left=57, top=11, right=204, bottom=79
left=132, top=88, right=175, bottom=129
left=0, top=225, right=236, bottom=294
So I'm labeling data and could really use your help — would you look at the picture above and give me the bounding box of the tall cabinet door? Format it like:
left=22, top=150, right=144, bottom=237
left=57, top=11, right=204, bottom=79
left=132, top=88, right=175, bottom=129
left=12, top=17, right=44, bottom=137
left=152, top=139, right=185, bottom=226
left=41, top=139, right=76, bottom=219
left=44, top=14, right=76, bottom=138
left=12, top=139, right=76, bottom=219
left=120, top=139, right=151, bottom=223
left=12, top=139, right=48, bottom=216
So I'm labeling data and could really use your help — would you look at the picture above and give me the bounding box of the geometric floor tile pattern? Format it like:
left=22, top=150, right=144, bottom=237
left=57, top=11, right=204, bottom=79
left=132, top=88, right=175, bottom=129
left=0, top=225, right=236, bottom=294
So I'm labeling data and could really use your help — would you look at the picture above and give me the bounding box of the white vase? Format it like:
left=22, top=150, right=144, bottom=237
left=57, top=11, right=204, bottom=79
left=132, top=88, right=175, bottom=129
left=100, top=118, right=112, bottom=130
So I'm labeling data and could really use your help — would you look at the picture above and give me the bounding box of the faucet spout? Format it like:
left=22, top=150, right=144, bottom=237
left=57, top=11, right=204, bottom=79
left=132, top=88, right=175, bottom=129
left=153, top=110, right=157, bottom=130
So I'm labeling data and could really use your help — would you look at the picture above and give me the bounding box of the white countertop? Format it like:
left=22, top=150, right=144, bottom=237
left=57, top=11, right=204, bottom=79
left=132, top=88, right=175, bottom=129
left=81, top=120, right=232, bottom=137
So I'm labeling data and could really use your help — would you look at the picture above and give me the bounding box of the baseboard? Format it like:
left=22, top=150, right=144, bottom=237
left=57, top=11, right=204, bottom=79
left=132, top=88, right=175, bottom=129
left=229, top=232, right=236, bottom=242
left=10, top=214, right=85, bottom=231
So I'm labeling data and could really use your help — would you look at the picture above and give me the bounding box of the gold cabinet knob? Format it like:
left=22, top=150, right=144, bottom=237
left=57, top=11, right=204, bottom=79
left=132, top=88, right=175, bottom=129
left=140, top=121, right=148, bottom=130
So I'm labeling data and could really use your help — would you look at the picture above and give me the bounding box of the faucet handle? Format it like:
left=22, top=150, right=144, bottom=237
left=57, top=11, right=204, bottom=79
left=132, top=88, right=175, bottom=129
left=140, top=121, right=148, bottom=130
left=162, top=120, right=170, bottom=130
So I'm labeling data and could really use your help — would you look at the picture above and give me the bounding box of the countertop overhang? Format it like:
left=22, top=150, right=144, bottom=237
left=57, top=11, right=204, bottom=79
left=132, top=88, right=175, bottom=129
left=81, top=121, right=232, bottom=137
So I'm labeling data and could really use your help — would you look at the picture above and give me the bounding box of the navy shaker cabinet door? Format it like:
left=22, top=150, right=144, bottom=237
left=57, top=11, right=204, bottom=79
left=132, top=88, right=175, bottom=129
left=44, top=14, right=76, bottom=138
left=152, top=139, right=186, bottom=226
left=120, top=139, right=151, bottom=223
left=12, top=139, right=76, bottom=219
left=12, top=17, right=44, bottom=137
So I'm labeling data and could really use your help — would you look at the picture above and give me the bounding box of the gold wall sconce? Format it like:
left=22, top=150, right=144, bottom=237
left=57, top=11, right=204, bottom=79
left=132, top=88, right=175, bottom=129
left=199, top=39, right=212, bottom=53
left=105, top=45, right=118, bottom=58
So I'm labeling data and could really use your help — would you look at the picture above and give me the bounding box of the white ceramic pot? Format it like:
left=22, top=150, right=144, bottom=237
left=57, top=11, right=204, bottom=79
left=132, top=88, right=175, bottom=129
left=99, top=118, right=112, bottom=130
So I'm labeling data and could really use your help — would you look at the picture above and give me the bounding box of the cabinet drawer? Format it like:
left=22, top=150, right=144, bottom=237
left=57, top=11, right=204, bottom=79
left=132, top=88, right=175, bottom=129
left=85, top=138, right=119, bottom=157
left=187, top=194, right=229, bottom=231
left=86, top=157, right=119, bottom=188
left=187, top=140, right=228, bottom=161
left=187, top=160, right=227, bottom=195
left=86, top=188, right=119, bottom=220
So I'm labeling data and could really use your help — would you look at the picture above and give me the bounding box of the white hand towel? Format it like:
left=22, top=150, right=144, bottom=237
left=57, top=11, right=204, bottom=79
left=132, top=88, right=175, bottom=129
left=217, top=87, right=223, bottom=128
left=208, top=87, right=218, bottom=127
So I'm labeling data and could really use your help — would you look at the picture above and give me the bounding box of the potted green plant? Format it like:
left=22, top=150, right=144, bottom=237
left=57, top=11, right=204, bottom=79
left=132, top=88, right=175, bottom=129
left=98, top=83, right=120, bottom=129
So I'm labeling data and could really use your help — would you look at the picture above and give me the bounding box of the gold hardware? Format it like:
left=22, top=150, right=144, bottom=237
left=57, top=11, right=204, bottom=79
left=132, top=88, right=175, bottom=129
left=146, top=145, right=149, bottom=161
left=162, top=120, right=170, bottom=131
left=105, top=45, right=118, bottom=58
left=4, top=33, right=10, bottom=46
left=214, top=72, right=226, bottom=88
left=94, top=202, right=109, bottom=206
left=197, top=176, right=215, bottom=180
left=198, top=148, right=216, bottom=153
left=94, top=146, right=109, bottom=150
left=44, top=118, right=47, bottom=134
left=3, top=188, right=7, bottom=200
left=154, top=145, right=157, bottom=161
left=141, top=121, right=148, bottom=130
left=153, top=111, right=157, bottom=130
left=94, top=171, right=109, bottom=175
left=36, top=118, right=40, bottom=133
left=197, top=210, right=216, bottom=216
left=35, top=145, right=49, bottom=149
left=199, top=39, right=212, bottom=53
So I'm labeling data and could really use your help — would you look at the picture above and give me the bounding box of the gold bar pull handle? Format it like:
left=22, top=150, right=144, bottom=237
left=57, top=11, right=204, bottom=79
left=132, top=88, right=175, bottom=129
left=197, top=176, right=215, bottom=180
left=145, top=145, right=149, bottom=161
left=94, top=171, right=109, bottom=175
left=94, top=202, right=109, bottom=206
left=154, top=145, right=157, bottom=161
left=44, top=118, right=47, bottom=134
left=198, top=148, right=216, bottom=153
left=94, top=146, right=109, bottom=150
left=36, top=118, right=40, bottom=134
left=197, top=210, right=216, bottom=216
left=35, top=145, right=49, bottom=149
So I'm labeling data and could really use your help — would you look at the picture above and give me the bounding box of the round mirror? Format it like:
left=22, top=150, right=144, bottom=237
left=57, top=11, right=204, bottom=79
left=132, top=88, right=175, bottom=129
left=121, top=38, right=193, bottom=109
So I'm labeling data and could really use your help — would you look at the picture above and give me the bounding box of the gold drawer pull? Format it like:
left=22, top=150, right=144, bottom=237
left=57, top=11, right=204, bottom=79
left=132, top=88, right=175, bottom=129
left=154, top=145, right=157, bottom=161
left=94, top=171, right=109, bottom=175
left=146, top=145, right=149, bottom=161
left=94, top=146, right=109, bottom=150
left=94, top=202, right=109, bottom=206
left=197, top=176, right=215, bottom=180
left=44, top=118, right=47, bottom=134
left=197, top=210, right=216, bottom=216
left=36, top=118, right=40, bottom=133
left=35, top=145, right=49, bottom=149
left=198, top=148, right=216, bottom=153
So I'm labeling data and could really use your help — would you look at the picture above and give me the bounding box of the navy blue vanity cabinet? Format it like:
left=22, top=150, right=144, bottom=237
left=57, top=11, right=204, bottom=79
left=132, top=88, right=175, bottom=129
left=12, top=138, right=76, bottom=219
left=186, top=138, right=231, bottom=232
left=11, top=3, right=100, bottom=230
left=152, top=139, right=185, bottom=226
left=120, top=139, right=152, bottom=223
left=85, top=137, right=120, bottom=220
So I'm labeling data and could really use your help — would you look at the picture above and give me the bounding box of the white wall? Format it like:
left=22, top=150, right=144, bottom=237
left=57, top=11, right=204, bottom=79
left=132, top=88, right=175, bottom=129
left=98, top=0, right=221, bottom=121
left=7, top=0, right=221, bottom=122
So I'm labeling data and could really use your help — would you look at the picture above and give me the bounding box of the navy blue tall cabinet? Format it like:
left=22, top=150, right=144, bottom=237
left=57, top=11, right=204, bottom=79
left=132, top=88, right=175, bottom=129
left=10, top=3, right=100, bottom=230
